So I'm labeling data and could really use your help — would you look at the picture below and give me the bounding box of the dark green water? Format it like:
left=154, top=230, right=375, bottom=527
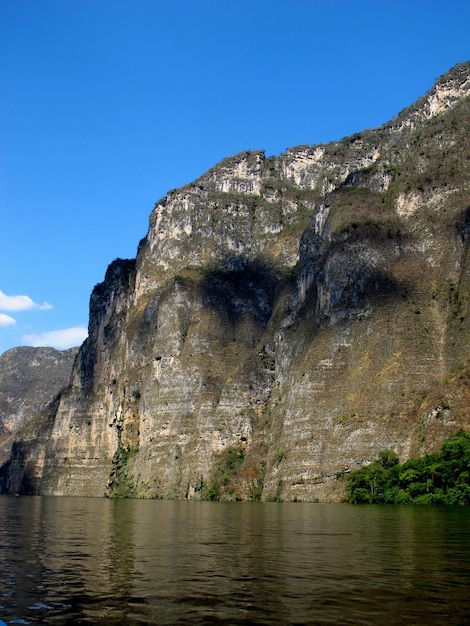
left=0, top=497, right=468, bottom=625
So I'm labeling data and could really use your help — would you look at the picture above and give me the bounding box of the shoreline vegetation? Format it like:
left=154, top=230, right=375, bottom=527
left=344, top=430, right=470, bottom=505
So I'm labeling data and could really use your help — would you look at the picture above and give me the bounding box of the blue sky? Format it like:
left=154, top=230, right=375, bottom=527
left=1, top=0, right=469, bottom=354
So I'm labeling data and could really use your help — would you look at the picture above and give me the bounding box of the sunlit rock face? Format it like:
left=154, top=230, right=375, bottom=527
left=0, top=347, right=78, bottom=436
left=2, top=62, right=470, bottom=500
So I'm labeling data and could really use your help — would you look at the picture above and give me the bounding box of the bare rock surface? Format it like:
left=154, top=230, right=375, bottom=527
left=2, top=62, right=470, bottom=500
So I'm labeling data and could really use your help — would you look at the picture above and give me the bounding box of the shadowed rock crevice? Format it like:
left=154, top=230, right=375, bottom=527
left=79, top=258, right=136, bottom=393
left=457, top=205, right=470, bottom=243
left=1, top=440, right=41, bottom=495
left=287, top=218, right=413, bottom=330
left=2, top=63, right=470, bottom=502
left=199, top=257, right=281, bottom=332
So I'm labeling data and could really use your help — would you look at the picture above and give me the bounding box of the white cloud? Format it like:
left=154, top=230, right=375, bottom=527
left=0, top=289, right=53, bottom=312
left=38, top=301, right=53, bottom=311
left=22, top=326, right=88, bottom=350
left=0, top=313, right=16, bottom=327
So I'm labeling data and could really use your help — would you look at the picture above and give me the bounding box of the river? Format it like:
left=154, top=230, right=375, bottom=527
left=0, top=497, right=469, bottom=624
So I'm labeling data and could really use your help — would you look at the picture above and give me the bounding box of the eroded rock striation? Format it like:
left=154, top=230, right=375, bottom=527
left=0, top=347, right=78, bottom=435
left=2, top=62, right=470, bottom=500
left=0, top=347, right=78, bottom=488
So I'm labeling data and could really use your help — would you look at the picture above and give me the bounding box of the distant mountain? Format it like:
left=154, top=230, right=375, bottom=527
left=2, top=62, right=470, bottom=500
left=0, top=347, right=78, bottom=464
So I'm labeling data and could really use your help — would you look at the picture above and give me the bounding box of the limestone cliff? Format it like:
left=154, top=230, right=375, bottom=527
left=0, top=347, right=78, bottom=436
left=0, top=347, right=78, bottom=492
left=2, top=62, right=470, bottom=500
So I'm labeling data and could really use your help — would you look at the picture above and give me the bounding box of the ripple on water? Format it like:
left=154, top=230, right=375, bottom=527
left=0, top=499, right=469, bottom=625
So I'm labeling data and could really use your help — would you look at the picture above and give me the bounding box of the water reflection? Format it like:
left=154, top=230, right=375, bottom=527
left=0, top=498, right=469, bottom=624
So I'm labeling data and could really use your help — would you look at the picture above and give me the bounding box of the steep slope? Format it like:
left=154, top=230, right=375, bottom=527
left=2, top=62, right=470, bottom=500
left=0, top=347, right=78, bottom=471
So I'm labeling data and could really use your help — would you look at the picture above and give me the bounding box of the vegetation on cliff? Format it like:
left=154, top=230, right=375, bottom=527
left=1, top=63, right=470, bottom=502
left=106, top=444, right=137, bottom=498
left=344, top=430, right=470, bottom=505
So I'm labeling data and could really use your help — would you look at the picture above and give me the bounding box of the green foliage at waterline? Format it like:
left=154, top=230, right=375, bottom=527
left=345, top=431, right=470, bottom=505
left=202, top=446, right=246, bottom=501
left=107, top=445, right=137, bottom=498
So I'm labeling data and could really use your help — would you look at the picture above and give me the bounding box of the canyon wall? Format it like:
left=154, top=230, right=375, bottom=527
left=2, top=62, right=470, bottom=500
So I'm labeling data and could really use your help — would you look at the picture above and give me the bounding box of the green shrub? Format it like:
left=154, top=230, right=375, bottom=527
left=345, top=431, right=470, bottom=505
left=202, top=446, right=245, bottom=500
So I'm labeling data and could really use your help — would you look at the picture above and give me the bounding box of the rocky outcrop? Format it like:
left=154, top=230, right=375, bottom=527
left=2, top=62, right=470, bottom=500
left=0, top=346, right=78, bottom=489
left=0, top=347, right=78, bottom=436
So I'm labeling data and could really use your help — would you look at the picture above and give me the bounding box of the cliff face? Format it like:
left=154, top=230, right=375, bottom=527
left=0, top=347, right=78, bottom=436
left=0, top=347, right=78, bottom=492
left=3, top=62, right=470, bottom=500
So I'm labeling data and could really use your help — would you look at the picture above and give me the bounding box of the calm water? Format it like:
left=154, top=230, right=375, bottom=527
left=0, top=497, right=469, bottom=625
